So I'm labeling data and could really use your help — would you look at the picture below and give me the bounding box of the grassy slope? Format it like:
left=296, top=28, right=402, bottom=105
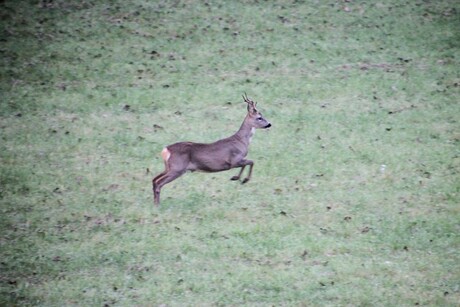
left=1, top=0, right=459, bottom=305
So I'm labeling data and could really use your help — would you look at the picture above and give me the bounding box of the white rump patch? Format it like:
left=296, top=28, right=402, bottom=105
left=161, top=147, right=171, bottom=161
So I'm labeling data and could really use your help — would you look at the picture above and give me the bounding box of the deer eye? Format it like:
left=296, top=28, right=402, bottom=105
left=257, top=117, right=263, bottom=121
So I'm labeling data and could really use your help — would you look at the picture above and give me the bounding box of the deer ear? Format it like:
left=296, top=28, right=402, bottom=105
left=247, top=102, right=258, bottom=114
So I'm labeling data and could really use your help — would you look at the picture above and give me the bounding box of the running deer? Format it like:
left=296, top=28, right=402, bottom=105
left=152, top=95, right=271, bottom=205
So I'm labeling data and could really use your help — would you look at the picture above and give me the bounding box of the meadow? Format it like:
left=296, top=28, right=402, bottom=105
left=1, top=0, right=459, bottom=305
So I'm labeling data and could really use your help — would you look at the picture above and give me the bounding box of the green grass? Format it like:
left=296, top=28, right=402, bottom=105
left=1, top=0, right=459, bottom=305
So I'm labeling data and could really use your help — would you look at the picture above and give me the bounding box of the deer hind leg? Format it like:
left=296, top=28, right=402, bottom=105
left=152, top=170, right=167, bottom=205
left=153, top=148, right=168, bottom=205
left=153, top=169, right=186, bottom=205
left=153, top=148, right=188, bottom=205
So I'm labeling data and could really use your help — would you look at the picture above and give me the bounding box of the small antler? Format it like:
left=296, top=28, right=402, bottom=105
left=243, top=93, right=257, bottom=111
left=242, top=92, right=250, bottom=103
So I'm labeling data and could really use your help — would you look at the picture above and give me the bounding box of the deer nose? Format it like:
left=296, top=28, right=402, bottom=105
left=265, top=123, right=272, bottom=128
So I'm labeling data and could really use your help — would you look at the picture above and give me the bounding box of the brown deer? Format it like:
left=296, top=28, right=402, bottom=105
left=152, top=95, right=271, bottom=205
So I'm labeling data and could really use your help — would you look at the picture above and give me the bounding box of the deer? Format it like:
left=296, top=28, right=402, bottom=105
left=152, top=94, right=271, bottom=205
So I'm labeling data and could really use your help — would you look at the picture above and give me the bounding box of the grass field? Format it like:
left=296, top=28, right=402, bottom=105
left=1, top=0, right=459, bottom=305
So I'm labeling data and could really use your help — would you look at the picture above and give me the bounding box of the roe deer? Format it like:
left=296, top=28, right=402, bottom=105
left=152, top=94, right=271, bottom=205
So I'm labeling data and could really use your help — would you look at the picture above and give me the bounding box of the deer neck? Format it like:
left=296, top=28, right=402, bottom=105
left=234, top=116, right=255, bottom=145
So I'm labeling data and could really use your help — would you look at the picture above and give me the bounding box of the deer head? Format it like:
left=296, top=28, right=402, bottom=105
left=243, top=93, right=271, bottom=129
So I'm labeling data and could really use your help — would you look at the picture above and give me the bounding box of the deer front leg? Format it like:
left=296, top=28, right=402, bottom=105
left=230, top=159, right=254, bottom=184
left=230, top=165, right=246, bottom=181
left=241, top=160, right=254, bottom=184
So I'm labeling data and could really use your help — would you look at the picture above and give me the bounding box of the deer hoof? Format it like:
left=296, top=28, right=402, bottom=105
left=241, top=178, right=250, bottom=184
left=230, top=176, right=240, bottom=181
